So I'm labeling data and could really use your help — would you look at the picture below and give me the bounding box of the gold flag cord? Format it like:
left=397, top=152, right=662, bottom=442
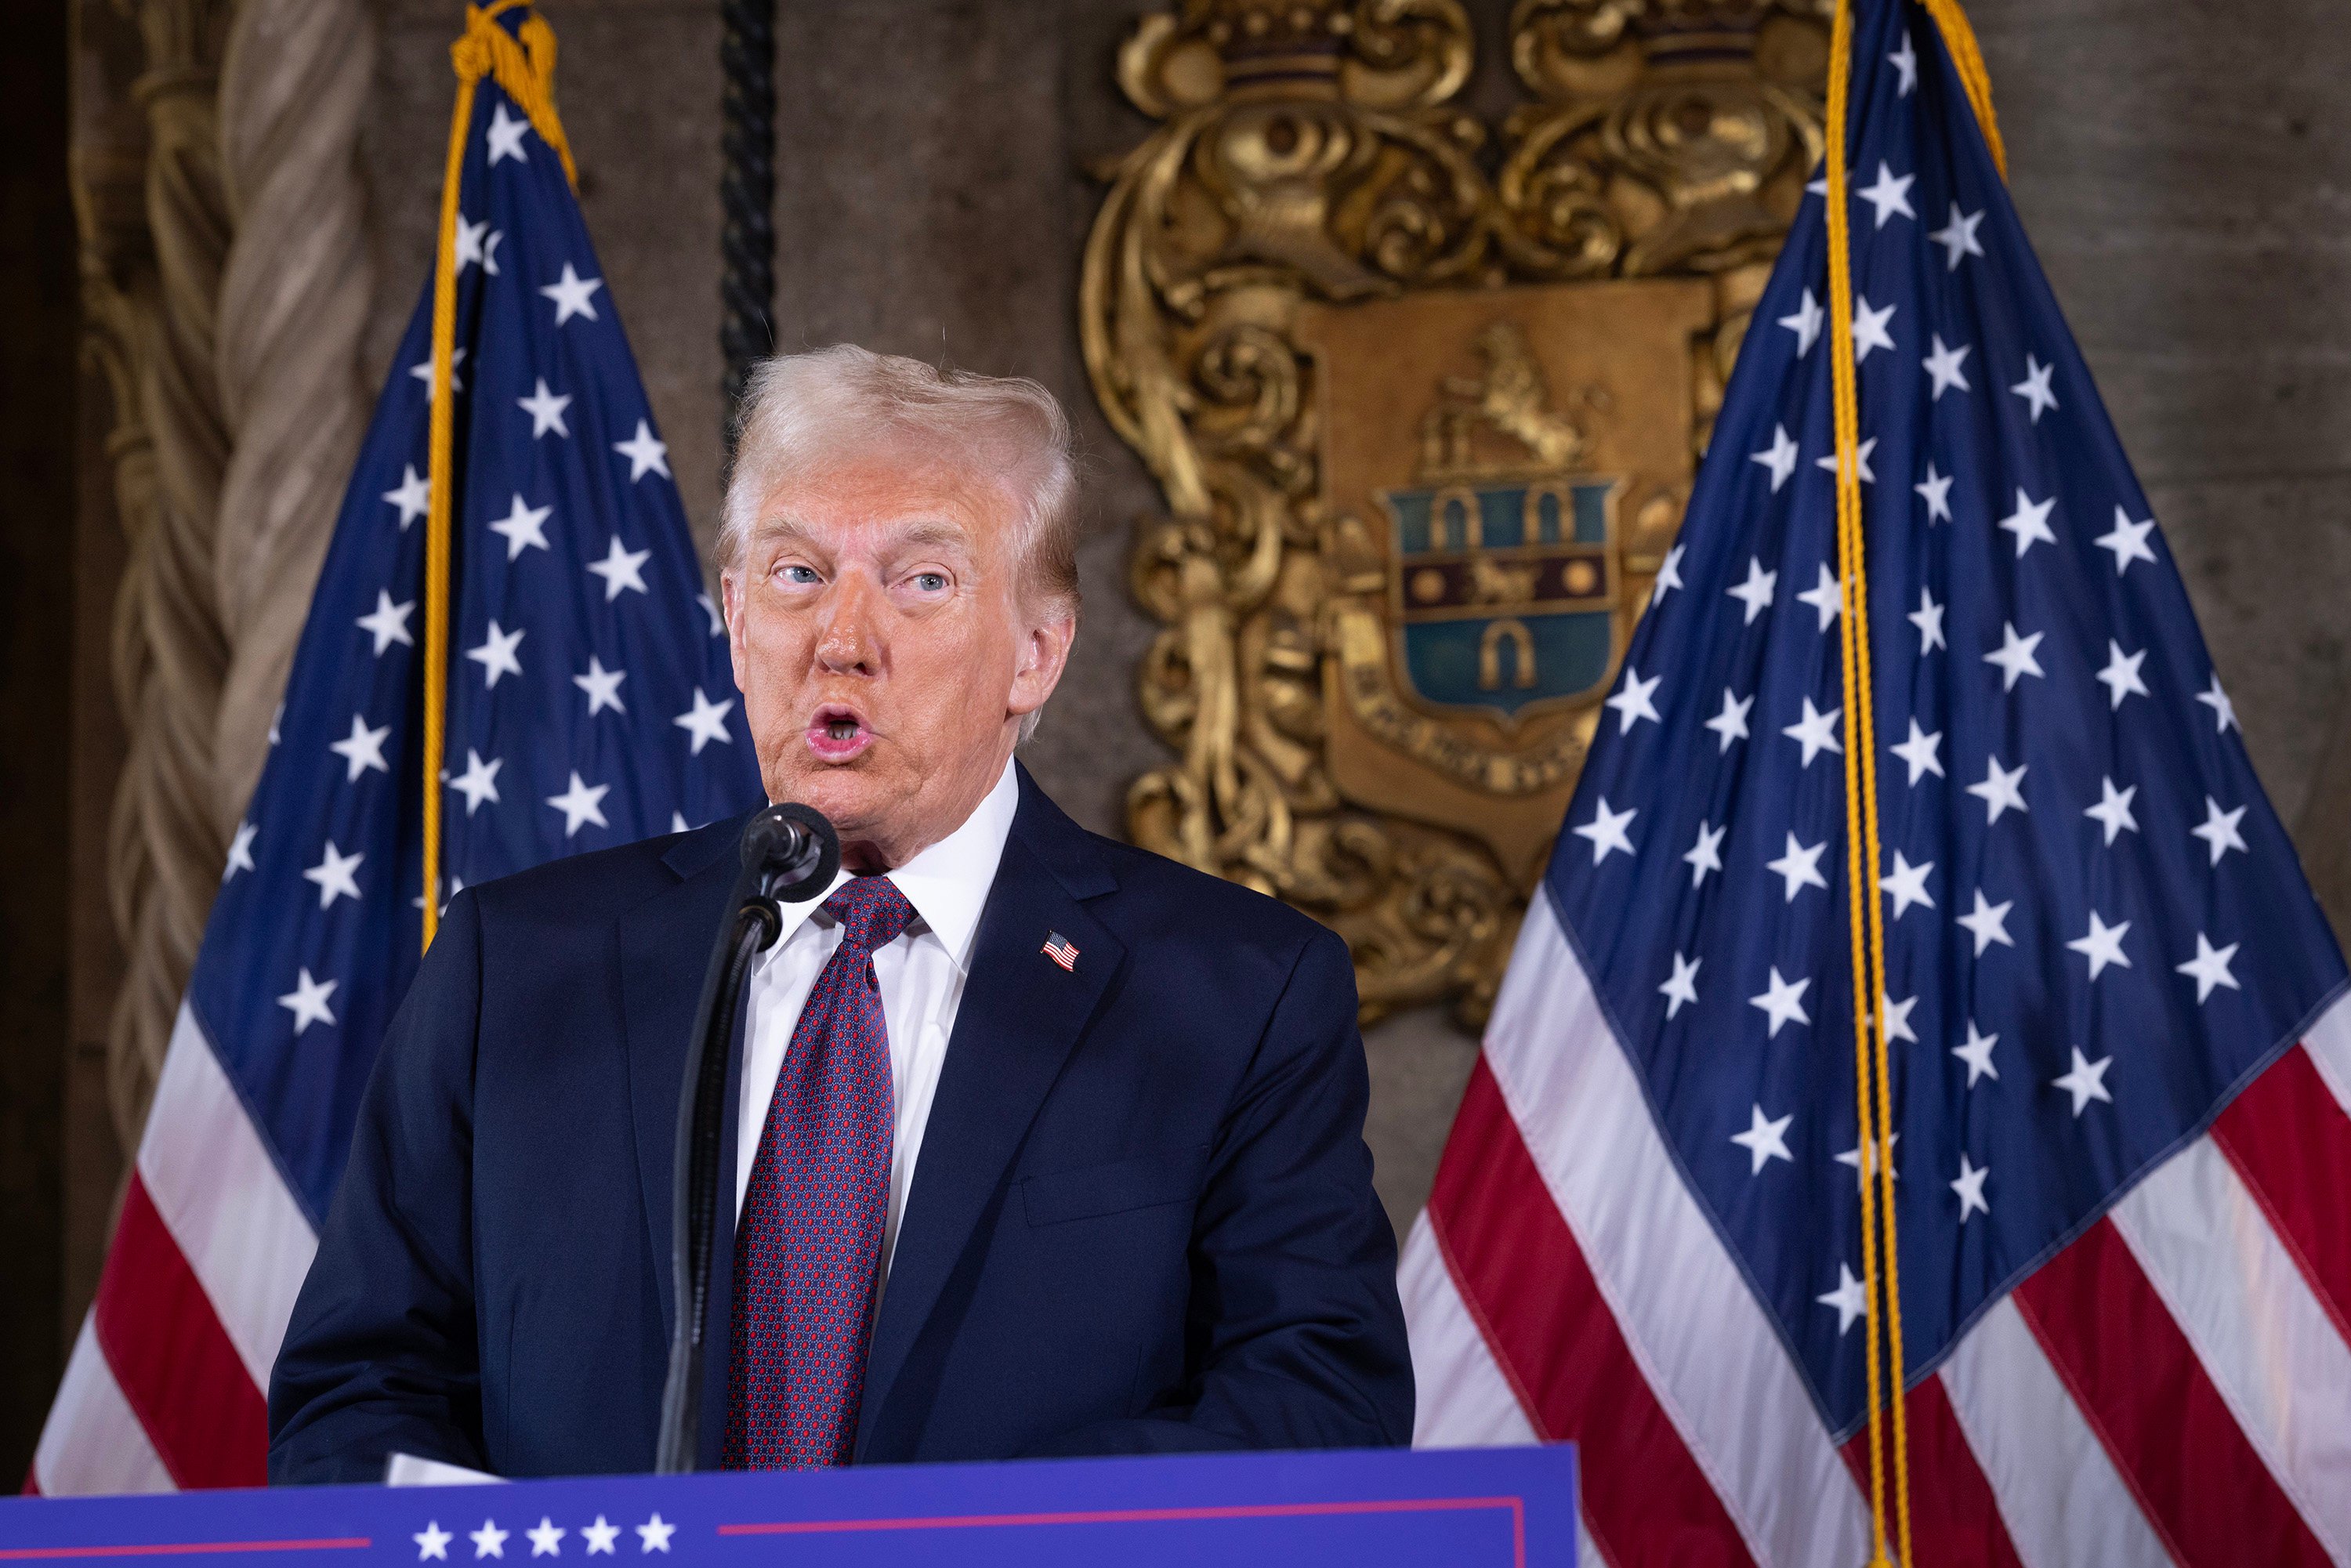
left=419, top=2, right=577, bottom=951
left=1824, top=2, right=2004, bottom=1562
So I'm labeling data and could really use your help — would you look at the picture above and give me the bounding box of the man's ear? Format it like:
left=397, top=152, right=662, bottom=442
left=1007, top=609, right=1078, bottom=720
left=720, top=569, right=748, bottom=693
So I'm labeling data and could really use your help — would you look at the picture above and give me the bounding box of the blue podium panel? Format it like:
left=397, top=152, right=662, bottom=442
left=2, top=1447, right=1574, bottom=1567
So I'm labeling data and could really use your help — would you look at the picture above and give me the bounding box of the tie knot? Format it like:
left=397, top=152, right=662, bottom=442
left=823, top=875, right=915, bottom=953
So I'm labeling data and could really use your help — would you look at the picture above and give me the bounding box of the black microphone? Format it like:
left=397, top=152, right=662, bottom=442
left=739, top=801, right=840, bottom=903
left=654, top=801, right=839, bottom=1472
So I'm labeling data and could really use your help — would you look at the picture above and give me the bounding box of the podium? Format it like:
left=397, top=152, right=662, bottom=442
left=2, top=1446, right=1574, bottom=1565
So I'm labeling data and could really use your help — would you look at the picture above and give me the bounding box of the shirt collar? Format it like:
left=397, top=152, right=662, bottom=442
left=765, top=758, right=1019, bottom=973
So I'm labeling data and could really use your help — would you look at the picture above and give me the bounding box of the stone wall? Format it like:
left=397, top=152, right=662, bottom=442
left=350, top=0, right=2351, bottom=1239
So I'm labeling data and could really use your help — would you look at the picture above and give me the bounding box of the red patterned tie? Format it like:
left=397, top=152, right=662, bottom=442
left=723, top=875, right=914, bottom=1468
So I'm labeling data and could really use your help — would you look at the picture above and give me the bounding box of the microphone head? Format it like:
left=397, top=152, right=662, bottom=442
left=741, top=802, right=839, bottom=901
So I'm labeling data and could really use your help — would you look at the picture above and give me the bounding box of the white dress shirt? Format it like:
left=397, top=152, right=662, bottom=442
left=734, top=759, right=1018, bottom=1294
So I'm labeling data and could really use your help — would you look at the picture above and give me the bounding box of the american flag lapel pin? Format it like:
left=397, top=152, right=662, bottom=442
left=1041, top=930, right=1079, bottom=972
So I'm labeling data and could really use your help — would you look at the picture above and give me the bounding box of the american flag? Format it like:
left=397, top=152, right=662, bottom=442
left=31, top=13, right=761, bottom=1494
left=1402, top=2, right=2351, bottom=1565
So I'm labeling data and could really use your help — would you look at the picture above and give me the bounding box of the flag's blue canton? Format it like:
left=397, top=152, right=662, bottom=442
left=190, top=69, right=761, bottom=1224
left=1547, top=0, right=2346, bottom=1439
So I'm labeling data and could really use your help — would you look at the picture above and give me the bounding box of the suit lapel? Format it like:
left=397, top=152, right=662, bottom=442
left=617, top=820, right=748, bottom=1346
left=855, top=772, right=1123, bottom=1454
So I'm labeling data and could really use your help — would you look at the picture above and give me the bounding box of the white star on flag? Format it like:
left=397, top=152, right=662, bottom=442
left=587, top=535, right=653, bottom=601
left=517, top=378, right=573, bottom=439
left=1922, top=334, right=1972, bottom=398
left=2095, top=506, right=2158, bottom=574
left=579, top=1519, right=619, bottom=1557
left=2191, top=796, right=2248, bottom=866
left=1659, top=951, right=1701, bottom=1019
left=539, top=262, right=603, bottom=326
left=410, top=346, right=467, bottom=396
left=1572, top=797, right=1636, bottom=864
left=1928, top=202, right=1985, bottom=270
left=672, top=687, right=737, bottom=755
left=1683, top=820, right=1726, bottom=889
left=1995, top=489, right=2058, bottom=558
left=1849, top=296, right=1896, bottom=362
left=2067, top=910, right=2133, bottom=980
left=2176, top=932, right=2242, bottom=1003
left=2196, top=674, right=2238, bottom=733
left=383, top=464, right=430, bottom=528
left=2011, top=353, right=2059, bottom=422
left=1983, top=621, right=2046, bottom=691
left=330, top=713, right=393, bottom=781
left=455, top=214, right=502, bottom=276
left=223, top=819, right=258, bottom=882
left=1766, top=831, right=1829, bottom=902
left=1914, top=462, right=1954, bottom=523
left=574, top=656, right=629, bottom=715
left=467, top=621, right=527, bottom=689
left=356, top=589, right=416, bottom=655
left=1605, top=666, right=1662, bottom=732
left=1704, top=688, right=1752, bottom=752
left=2053, top=1048, right=2115, bottom=1116
left=2085, top=776, right=2139, bottom=845
left=1888, top=30, right=1918, bottom=94
left=1907, top=586, right=1945, bottom=654
left=469, top=1519, right=509, bottom=1560
left=1777, top=288, right=1824, bottom=356
left=526, top=1519, right=565, bottom=1559
left=447, top=748, right=504, bottom=815
left=1856, top=161, right=1916, bottom=227
left=415, top=1523, right=454, bottom=1563
left=1835, top=1132, right=1899, bottom=1186
left=614, top=419, right=670, bottom=481
left=1818, top=1263, right=1867, bottom=1335
left=1953, top=1020, right=2000, bottom=1086
left=1781, top=697, right=1843, bottom=767
left=1890, top=718, right=1943, bottom=784
left=1955, top=889, right=2016, bottom=956
left=1878, top=851, right=1935, bottom=919
left=302, top=840, right=364, bottom=909
left=1966, top=754, right=2028, bottom=823
left=634, top=1515, right=675, bottom=1555
left=2096, top=640, right=2149, bottom=709
left=1731, top=1104, right=1795, bottom=1175
left=1726, top=556, right=1778, bottom=624
left=1651, top=544, right=1685, bottom=605
left=547, top=772, right=612, bottom=838
left=489, top=493, right=554, bottom=559
left=1750, top=425, right=1799, bottom=491
left=486, top=101, right=531, bottom=164
left=277, top=967, right=338, bottom=1034
left=1795, top=563, right=1844, bottom=630
left=1951, top=1153, right=1991, bottom=1222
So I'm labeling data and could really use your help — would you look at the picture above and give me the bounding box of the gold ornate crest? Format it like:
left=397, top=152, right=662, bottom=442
left=1081, top=0, right=1829, bottom=1023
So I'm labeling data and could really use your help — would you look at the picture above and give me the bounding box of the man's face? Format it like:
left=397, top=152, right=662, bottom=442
left=720, top=444, right=1074, bottom=871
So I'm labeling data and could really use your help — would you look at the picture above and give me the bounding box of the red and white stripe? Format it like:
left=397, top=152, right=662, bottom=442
left=30, top=1003, right=317, bottom=1495
left=1403, top=894, right=2351, bottom=1566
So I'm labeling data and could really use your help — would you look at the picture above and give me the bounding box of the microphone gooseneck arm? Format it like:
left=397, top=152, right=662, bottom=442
left=654, top=804, right=839, bottom=1474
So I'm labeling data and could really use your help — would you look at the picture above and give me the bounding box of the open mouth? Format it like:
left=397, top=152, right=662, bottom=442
left=806, top=704, right=873, bottom=762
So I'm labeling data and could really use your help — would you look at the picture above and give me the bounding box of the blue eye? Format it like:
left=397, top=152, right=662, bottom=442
left=913, top=572, right=947, bottom=592
left=781, top=564, right=820, bottom=585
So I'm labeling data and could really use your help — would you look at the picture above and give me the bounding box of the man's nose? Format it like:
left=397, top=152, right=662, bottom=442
left=813, top=572, right=884, bottom=675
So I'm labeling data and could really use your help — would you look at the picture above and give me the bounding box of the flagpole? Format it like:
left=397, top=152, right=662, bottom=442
left=719, top=0, right=777, bottom=454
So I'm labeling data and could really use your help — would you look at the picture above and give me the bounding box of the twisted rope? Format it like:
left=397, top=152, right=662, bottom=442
left=103, top=7, right=234, bottom=1145
left=212, top=0, right=377, bottom=825
left=719, top=0, right=776, bottom=451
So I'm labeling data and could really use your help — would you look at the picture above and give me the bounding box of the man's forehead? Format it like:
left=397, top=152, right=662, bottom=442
left=754, top=452, right=1008, bottom=546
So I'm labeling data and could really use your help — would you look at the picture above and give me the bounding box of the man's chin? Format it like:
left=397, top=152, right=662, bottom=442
left=762, top=753, right=893, bottom=829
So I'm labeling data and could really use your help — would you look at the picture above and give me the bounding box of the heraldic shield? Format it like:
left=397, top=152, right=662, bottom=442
left=1082, top=0, right=1828, bottom=1022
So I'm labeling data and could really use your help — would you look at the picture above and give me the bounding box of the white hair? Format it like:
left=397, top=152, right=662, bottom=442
left=719, top=345, right=1081, bottom=616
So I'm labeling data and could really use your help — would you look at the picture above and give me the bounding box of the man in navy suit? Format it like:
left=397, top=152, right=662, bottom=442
left=268, top=346, right=1411, bottom=1479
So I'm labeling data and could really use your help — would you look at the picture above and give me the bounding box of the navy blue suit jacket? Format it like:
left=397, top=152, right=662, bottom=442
left=268, top=768, right=1409, bottom=1480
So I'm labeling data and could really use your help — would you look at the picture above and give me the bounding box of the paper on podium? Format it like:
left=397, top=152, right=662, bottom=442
left=384, top=1453, right=502, bottom=1487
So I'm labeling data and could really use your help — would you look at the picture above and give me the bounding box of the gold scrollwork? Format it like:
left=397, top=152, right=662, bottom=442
left=1085, top=0, right=1825, bottom=1026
